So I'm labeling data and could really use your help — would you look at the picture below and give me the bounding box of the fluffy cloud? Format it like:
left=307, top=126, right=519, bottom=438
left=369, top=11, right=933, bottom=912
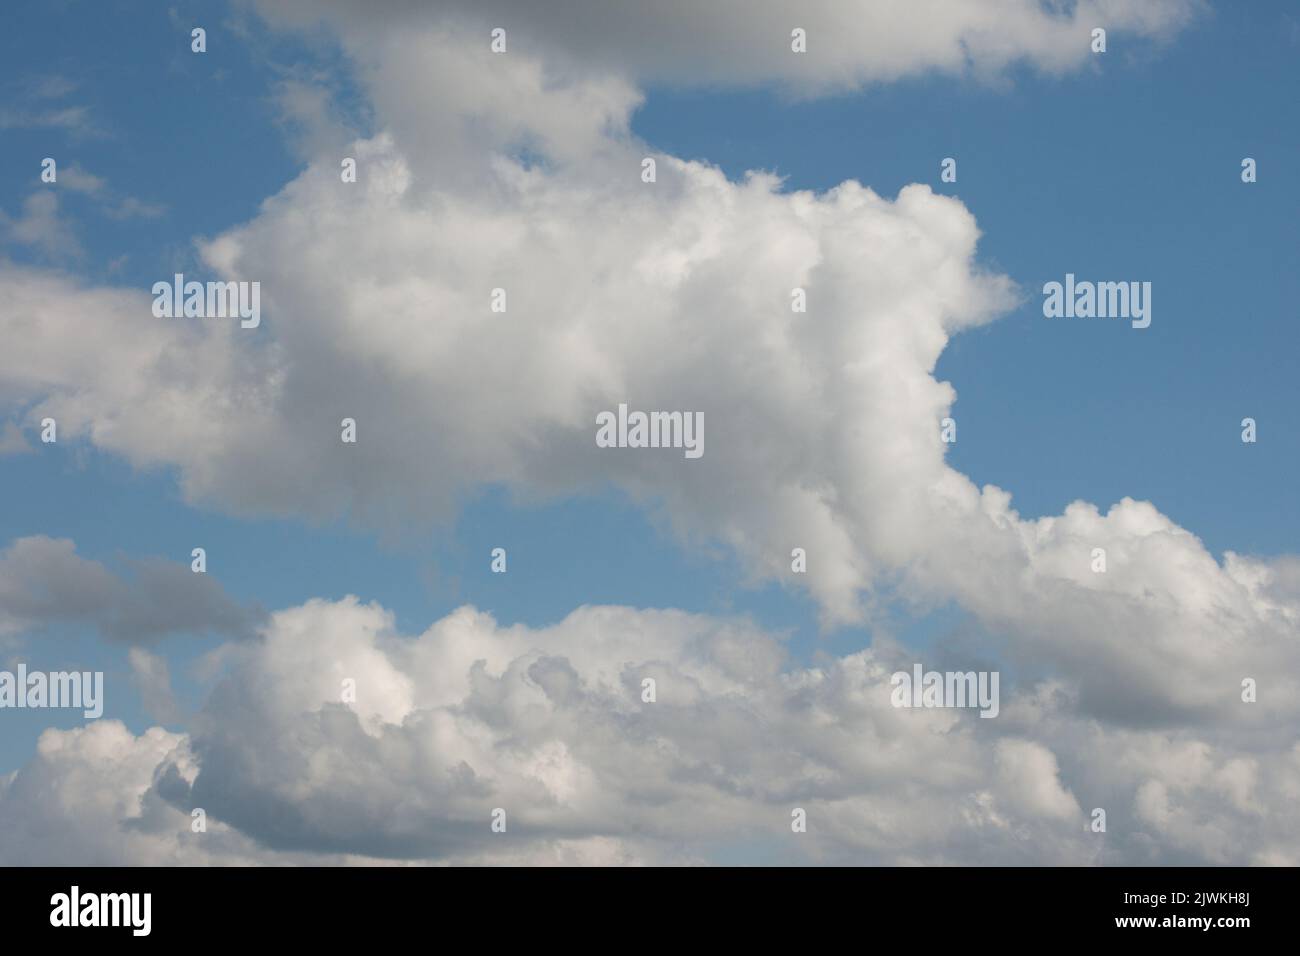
left=1, top=597, right=1294, bottom=865
left=0, top=146, right=1019, bottom=625
left=0, top=717, right=398, bottom=865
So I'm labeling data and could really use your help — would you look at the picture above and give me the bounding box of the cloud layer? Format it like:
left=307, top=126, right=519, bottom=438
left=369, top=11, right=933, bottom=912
left=0, top=0, right=1293, bottom=865
left=3, top=597, right=1295, bottom=865
left=253, top=0, right=1203, bottom=92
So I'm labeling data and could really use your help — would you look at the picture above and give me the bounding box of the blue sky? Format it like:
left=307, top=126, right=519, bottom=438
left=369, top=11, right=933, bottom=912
left=2, top=1, right=1296, bottom=769
left=0, top=1, right=1296, bottom=867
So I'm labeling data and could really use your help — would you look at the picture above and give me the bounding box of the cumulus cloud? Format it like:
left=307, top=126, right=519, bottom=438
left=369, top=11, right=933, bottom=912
left=0, top=710, right=690, bottom=866
left=0, top=597, right=1294, bottom=865
left=0, top=719, right=397, bottom=866
left=0, top=536, right=265, bottom=644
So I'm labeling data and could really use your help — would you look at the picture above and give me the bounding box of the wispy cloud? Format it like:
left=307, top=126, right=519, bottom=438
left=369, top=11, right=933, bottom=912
left=24, top=73, right=79, bottom=100
left=0, top=104, right=96, bottom=134
left=0, top=536, right=266, bottom=645
left=0, top=192, right=81, bottom=259
left=0, top=422, right=32, bottom=457
left=104, top=195, right=168, bottom=220
left=57, top=163, right=107, bottom=196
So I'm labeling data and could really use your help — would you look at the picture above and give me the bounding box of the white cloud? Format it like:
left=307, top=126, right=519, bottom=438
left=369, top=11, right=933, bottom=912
left=0, top=597, right=1294, bottom=865
left=0, top=709, right=683, bottom=866
left=993, top=738, right=1082, bottom=821
left=251, top=0, right=1203, bottom=93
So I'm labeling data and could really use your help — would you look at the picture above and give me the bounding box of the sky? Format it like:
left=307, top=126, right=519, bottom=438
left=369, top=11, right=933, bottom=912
left=0, top=0, right=1296, bottom=866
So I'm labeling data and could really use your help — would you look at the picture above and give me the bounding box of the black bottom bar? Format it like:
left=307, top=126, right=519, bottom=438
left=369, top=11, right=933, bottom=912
left=0, top=866, right=1282, bottom=942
